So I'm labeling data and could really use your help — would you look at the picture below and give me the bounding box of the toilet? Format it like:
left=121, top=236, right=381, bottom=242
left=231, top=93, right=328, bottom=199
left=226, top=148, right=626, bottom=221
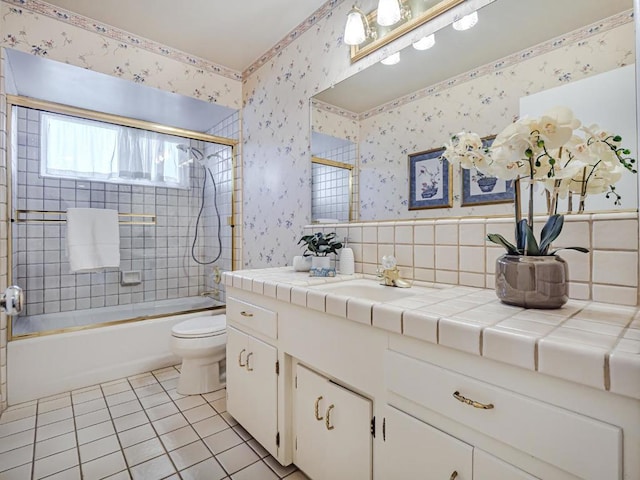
left=170, top=314, right=227, bottom=395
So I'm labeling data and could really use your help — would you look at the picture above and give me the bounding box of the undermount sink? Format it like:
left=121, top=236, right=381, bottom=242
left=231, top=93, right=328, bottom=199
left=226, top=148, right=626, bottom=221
left=309, top=279, right=436, bottom=302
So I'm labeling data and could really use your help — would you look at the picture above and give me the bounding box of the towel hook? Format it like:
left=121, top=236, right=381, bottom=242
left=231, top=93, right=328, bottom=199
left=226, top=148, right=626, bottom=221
left=1, top=286, right=24, bottom=316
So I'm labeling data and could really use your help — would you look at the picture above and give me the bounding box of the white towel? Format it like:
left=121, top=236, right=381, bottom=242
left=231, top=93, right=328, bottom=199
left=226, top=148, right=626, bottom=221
left=66, top=208, right=120, bottom=273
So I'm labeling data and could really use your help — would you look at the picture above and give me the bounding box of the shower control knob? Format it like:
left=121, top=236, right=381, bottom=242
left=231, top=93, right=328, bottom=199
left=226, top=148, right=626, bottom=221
left=1, top=286, right=24, bottom=316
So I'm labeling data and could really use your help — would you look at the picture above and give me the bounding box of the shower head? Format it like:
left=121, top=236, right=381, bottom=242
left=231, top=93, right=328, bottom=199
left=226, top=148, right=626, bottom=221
left=176, top=144, right=204, bottom=165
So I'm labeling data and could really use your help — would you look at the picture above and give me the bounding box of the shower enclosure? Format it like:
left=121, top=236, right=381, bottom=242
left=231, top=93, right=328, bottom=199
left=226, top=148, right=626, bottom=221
left=8, top=99, right=237, bottom=338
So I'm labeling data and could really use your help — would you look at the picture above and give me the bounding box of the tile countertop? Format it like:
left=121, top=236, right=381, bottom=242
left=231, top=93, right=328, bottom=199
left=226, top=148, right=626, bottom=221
left=224, top=267, right=640, bottom=401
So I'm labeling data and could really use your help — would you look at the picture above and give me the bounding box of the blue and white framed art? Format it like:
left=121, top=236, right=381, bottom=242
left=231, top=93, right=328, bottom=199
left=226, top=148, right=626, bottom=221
left=408, top=147, right=452, bottom=210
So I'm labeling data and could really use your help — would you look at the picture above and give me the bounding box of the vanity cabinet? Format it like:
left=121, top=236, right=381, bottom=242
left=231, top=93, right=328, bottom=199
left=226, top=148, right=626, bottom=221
left=226, top=323, right=279, bottom=458
left=294, top=364, right=372, bottom=480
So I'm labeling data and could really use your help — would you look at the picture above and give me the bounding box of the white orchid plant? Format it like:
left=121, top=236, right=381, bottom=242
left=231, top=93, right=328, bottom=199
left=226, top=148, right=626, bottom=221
left=443, top=107, right=637, bottom=256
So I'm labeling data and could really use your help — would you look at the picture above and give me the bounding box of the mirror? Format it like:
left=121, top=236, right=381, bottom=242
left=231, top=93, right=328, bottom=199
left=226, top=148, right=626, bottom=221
left=312, top=0, right=636, bottom=221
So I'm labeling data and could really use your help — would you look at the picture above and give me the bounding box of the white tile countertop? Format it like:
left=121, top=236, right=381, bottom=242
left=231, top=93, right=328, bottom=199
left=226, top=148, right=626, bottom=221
left=224, top=267, right=640, bottom=401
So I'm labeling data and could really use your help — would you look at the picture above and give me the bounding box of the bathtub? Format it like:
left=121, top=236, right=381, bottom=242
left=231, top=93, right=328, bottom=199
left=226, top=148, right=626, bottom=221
left=8, top=304, right=225, bottom=404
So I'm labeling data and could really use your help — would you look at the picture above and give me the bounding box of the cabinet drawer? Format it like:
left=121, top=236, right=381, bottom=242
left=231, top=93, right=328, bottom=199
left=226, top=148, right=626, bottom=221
left=227, top=297, right=277, bottom=339
left=385, top=350, right=622, bottom=480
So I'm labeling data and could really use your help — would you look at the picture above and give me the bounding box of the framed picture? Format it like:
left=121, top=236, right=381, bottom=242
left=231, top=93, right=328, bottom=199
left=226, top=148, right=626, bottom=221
left=461, top=136, right=515, bottom=206
left=408, top=147, right=452, bottom=210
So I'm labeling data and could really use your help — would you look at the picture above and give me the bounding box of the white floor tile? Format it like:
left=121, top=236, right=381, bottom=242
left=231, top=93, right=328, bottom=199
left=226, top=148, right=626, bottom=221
left=0, top=429, right=34, bottom=454
left=169, top=440, right=212, bottom=471
left=38, top=406, right=73, bottom=426
left=73, top=397, right=108, bottom=417
left=210, top=397, right=227, bottom=413
left=35, top=431, right=76, bottom=460
left=134, top=383, right=164, bottom=398
left=192, top=415, right=228, bottom=438
left=152, top=367, right=180, bottom=382
left=202, top=389, right=226, bottom=403
left=0, top=444, right=33, bottom=473
left=216, top=443, right=260, bottom=475
left=36, top=418, right=74, bottom=442
left=264, top=455, right=298, bottom=478
left=103, top=470, right=132, bottom=479
left=145, top=402, right=179, bottom=421
left=160, top=378, right=180, bottom=391
left=113, top=411, right=149, bottom=433
left=0, top=416, right=37, bottom=438
left=0, top=463, right=32, bottom=479
left=109, top=400, right=143, bottom=419
left=128, top=374, right=158, bottom=389
left=0, top=404, right=37, bottom=424
left=174, top=395, right=206, bottom=412
left=130, top=454, right=176, bottom=480
left=152, top=413, right=188, bottom=436
left=284, top=471, right=310, bottom=480
left=204, top=428, right=243, bottom=455
left=74, top=408, right=111, bottom=429
left=79, top=435, right=121, bottom=463
left=231, top=460, right=278, bottom=480
left=101, top=381, right=132, bottom=397
left=106, top=390, right=137, bottom=407
left=180, top=457, right=227, bottom=480
left=139, top=392, right=171, bottom=409
left=247, top=438, right=269, bottom=459
left=45, top=465, right=81, bottom=479
left=160, top=425, right=199, bottom=452
left=32, top=447, right=78, bottom=479
left=72, top=388, right=103, bottom=405
left=81, top=450, right=127, bottom=480
left=123, top=437, right=165, bottom=467
left=183, top=404, right=217, bottom=424
left=38, top=397, right=71, bottom=414
left=117, top=423, right=156, bottom=449
left=77, top=420, right=116, bottom=445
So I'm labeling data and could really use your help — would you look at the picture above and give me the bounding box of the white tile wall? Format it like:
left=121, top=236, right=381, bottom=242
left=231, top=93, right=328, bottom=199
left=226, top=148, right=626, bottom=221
left=305, top=212, right=639, bottom=306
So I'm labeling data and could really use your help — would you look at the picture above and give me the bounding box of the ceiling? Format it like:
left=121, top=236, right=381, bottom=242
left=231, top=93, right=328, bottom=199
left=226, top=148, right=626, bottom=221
left=40, top=0, right=329, bottom=72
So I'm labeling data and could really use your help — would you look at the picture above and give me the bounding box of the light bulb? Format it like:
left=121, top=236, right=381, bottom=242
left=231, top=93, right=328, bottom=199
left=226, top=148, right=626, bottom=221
left=344, top=6, right=367, bottom=46
left=380, top=51, right=400, bottom=66
left=377, top=0, right=401, bottom=26
left=412, top=34, right=435, bottom=51
left=452, top=11, right=478, bottom=31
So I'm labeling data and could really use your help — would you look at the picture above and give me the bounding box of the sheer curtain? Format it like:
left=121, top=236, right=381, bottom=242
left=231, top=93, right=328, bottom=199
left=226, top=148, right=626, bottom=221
left=41, top=112, right=190, bottom=189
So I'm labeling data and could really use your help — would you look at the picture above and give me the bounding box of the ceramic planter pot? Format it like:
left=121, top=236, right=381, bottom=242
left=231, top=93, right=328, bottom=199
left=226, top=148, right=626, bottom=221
left=495, top=254, right=568, bottom=309
left=311, top=256, right=331, bottom=270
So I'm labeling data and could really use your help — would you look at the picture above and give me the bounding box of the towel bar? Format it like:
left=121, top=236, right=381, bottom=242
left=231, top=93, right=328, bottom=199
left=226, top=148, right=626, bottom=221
left=13, top=210, right=156, bottom=225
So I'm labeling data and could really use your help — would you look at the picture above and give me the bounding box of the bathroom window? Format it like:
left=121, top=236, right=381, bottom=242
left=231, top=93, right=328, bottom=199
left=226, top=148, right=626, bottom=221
left=40, top=111, right=190, bottom=189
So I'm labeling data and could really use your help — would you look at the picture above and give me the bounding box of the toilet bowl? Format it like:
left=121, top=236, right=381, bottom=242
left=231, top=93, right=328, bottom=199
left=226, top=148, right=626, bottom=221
left=170, top=314, right=227, bottom=395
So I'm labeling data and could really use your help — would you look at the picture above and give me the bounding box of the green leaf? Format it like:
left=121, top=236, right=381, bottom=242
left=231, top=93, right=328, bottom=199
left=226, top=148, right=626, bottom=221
left=487, top=234, right=519, bottom=255
left=516, top=219, right=527, bottom=252
left=523, top=224, right=541, bottom=256
left=549, top=246, right=589, bottom=255
left=539, top=214, right=564, bottom=255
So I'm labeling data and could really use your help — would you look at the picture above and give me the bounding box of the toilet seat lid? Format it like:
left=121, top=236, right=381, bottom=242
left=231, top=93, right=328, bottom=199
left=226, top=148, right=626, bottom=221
left=172, top=315, right=226, bottom=337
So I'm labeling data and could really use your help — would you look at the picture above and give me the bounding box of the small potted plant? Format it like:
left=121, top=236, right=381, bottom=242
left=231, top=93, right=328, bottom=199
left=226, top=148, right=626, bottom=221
left=298, top=232, right=343, bottom=276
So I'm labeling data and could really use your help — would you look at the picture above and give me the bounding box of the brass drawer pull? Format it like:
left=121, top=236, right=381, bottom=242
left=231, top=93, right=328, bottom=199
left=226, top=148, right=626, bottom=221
left=450, top=471, right=458, bottom=480
left=453, top=391, right=494, bottom=410
left=325, top=404, right=335, bottom=430
left=314, top=396, right=324, bottom=421
left=238, top=349, right=246, bottom=367
left=240, top=311, right=254, bottom=317
left=246, top=352, right=254, bottom=371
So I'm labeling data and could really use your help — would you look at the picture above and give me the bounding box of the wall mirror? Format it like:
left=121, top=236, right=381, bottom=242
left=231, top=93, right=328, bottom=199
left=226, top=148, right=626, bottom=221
left=311, top=0, right=636, bottom=221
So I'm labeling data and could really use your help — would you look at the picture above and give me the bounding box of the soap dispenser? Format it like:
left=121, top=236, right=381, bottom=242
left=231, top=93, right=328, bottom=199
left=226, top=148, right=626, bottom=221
left=339, top=237, right=355, bottom=275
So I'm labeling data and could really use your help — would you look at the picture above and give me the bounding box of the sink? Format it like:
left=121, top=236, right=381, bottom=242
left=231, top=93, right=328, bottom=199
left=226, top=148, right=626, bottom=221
left=309, top=279, right=433, bottom=302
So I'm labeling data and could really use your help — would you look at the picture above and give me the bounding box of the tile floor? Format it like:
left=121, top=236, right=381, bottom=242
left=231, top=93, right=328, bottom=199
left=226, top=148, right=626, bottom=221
left=0, top=366, right=308, bottom=480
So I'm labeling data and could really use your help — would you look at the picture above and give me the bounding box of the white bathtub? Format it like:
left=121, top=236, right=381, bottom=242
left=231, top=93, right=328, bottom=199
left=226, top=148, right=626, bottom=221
left=8, top=308, right=225, bottom=405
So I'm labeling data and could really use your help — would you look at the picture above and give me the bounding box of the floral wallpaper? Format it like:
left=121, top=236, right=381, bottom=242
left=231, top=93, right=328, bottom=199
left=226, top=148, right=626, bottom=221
left=0, top=1, right=241, bottom=109
left=358, top=20, right=634, bottom=220
left=312, top=100, right=359, bottom=143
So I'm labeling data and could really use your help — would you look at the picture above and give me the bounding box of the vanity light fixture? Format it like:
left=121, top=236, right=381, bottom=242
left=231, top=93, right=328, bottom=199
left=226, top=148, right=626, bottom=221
left=380, top=51, right=401, bottom=65
left=376, top=0, right=402, bottom=26
left=344, top=5, right=375, bottom=46
left=452, top=10, right=478, bottom=31
left=412, top=34, right=435, bottom=51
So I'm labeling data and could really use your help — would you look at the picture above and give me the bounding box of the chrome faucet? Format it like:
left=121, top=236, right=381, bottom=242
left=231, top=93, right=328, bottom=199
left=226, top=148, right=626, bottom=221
left=377, top=256, right=411, bottom=288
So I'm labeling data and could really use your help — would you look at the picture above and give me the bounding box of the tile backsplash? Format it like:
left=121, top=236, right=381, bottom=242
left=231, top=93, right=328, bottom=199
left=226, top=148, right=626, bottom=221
left=304, top=212, right=640, bottom=306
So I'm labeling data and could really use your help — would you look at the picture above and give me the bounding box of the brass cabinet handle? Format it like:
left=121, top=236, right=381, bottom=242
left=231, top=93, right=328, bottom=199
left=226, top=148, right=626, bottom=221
left=325, top=404, right=335, bottom=430
left=240, top=311, right=254, bottom=317
left=238, top=349, right=246, bottom=367
left=246, top=352, right=254, bottom=371
left=314, top=396, right=324, bottom=421
left=450, top=471, right=458, bottom=480
left=453, top=391, right=494, bottom=410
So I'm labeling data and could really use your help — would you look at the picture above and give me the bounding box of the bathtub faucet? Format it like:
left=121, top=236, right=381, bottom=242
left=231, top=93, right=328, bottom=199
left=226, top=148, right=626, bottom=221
left=200, top=289, right=220, bottom=299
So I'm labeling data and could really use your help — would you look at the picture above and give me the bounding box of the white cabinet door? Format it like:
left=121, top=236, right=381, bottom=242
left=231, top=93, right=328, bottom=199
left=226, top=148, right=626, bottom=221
left=226, top=326, right=279, bottom=457
left=474, top=449, right=539, bottom=480
left=295, top=365, right=330, bottom=480
left=294, top=364, right=372, bottom=480
left=324, top=381, right=372, bottom=480
left=381, top=405, right=472, bottom=480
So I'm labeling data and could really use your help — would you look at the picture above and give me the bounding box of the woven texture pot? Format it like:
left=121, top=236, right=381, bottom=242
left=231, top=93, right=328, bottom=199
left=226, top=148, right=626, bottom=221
left=495, top=255, right=568, bottom=309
